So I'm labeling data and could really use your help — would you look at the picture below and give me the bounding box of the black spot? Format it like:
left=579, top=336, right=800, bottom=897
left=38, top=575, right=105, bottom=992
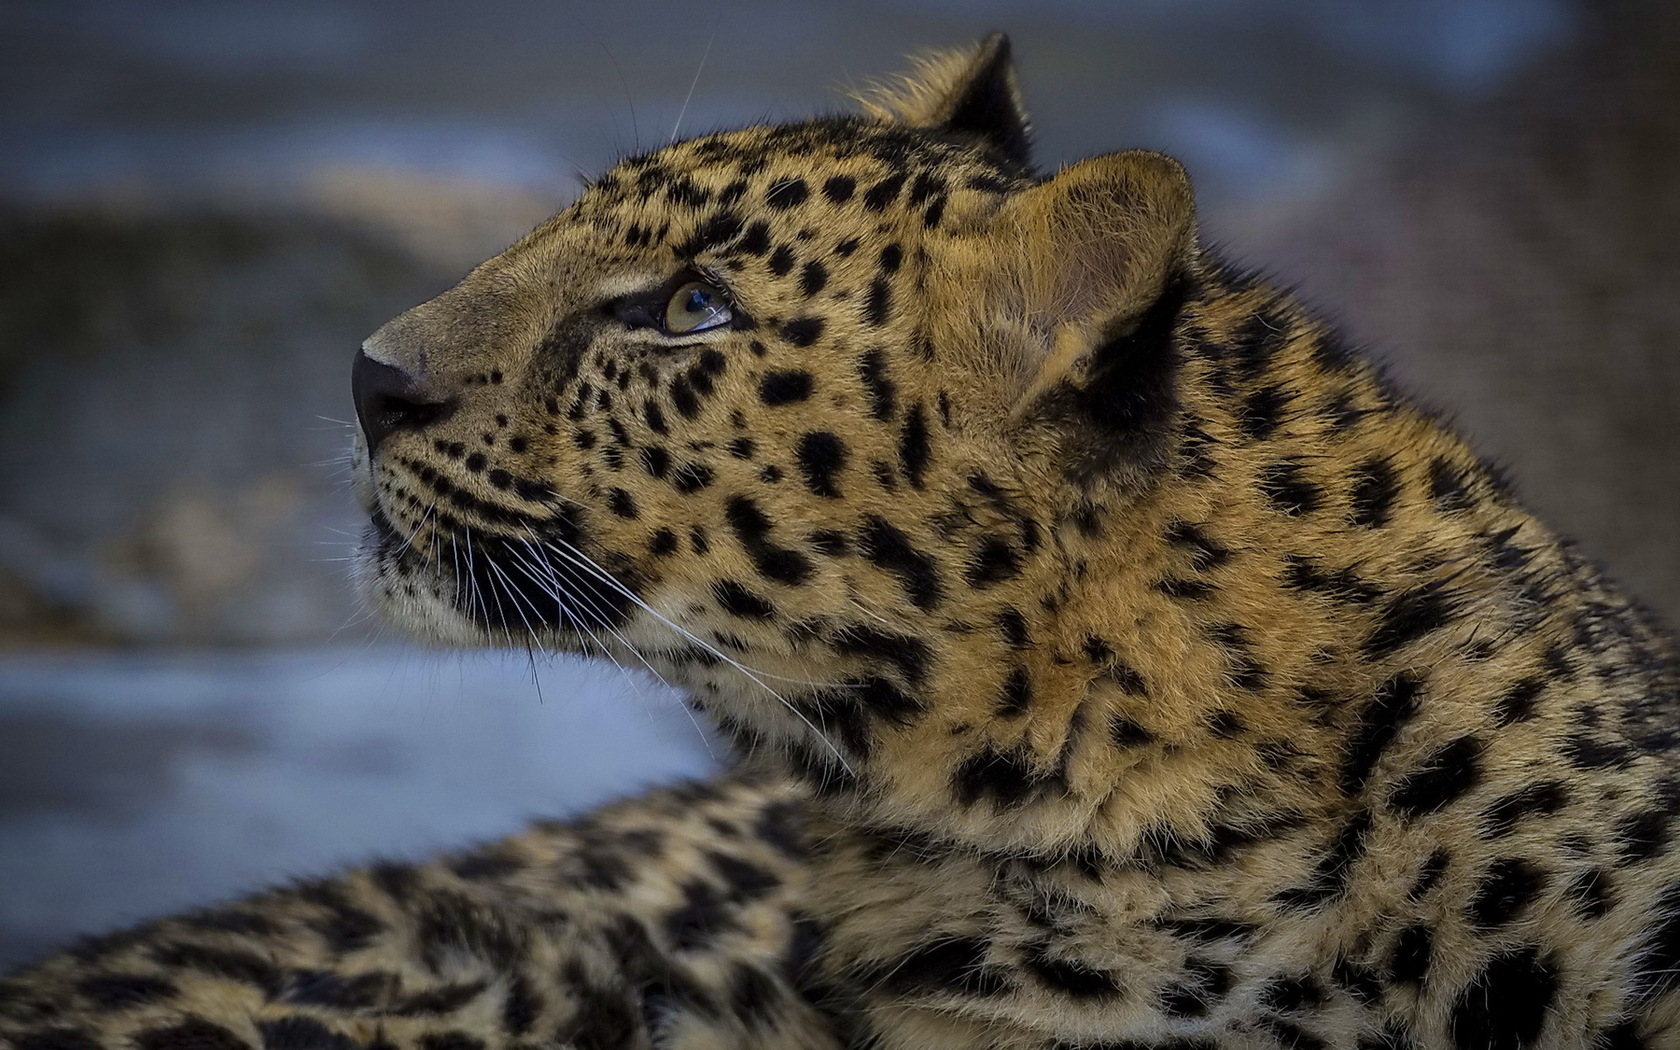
left=795, top=432, right=848, bottom=498
left=666, top=878, right=739, bottom=950
left=799, top=260, right=828, bottom=296
left=764, top=177, right=809, bottom=209
left=1159, top=957, right=1232, bottom=1018
left=259, top=1017, right=358, bottom=1050
left=857, top=516, right=944, bottom=610
left=1362, top=581, right=1463, bottom=659
left=279, top=970, right=394, bottom=1010
left=864, top=277, right=892, bottom=327
left=1467, top=858, right=1548, bottom=928
left=768, top=244, right=796, bottom=277
left=862, top=173, right=906, bottom=211
left=674, top=209, right=742, bottom=257
left=899, top=403, right=931, bottom=488
left=849, top=675, right=924, bottom=726
left=814, top=173, right=855, bottom=203
left=1618, top=808, right=1674, bottom=865
left=781, top=316, right=825, bottom=346
left=640, top=445, right=671, bottom=478
left=1110, top=716, right=1155, bottom=747
left=1333, top=959, right=1384, bottom=1006
left=728, top=437, right=755, bottom=459
left=1239, top=384, right=1290, bottom=440
left=75, top=973, right=178, bottom=1009
left=1410, top=850, right=1451, bottom=900
left=736, top=220, right=771, bottom=255
left=1449, top=945, right=1557, bottom=1050
left=1023, top=947, right=1122, bottom=1000
left=713, top=580, right=775, bottom=619
left=831, top=623, right=930, bottom=685
left=1342, top=671, right=1425, bottom=795
left=997, top=607, right=1031, bottom=648
left=606, top=488, right=638, bottom=519
left=807, top=529, right=848, bottom=556
left=1167, top=521, right=1229, bottom=571
left=858, top=349, right=897, bottom=420
left=1259, top=460, right=1322, bottom=515
left=1389, top=924, right=1433, bottom=985
left=1207, top=709, right=1243, bottom=738
left=1274, top=810, right=1371, bottom=910
left=672, top=462, right=714, bottom=494
left=966, top=536, right=1023, bottom=587
left=1480, top=781, right=1569, bottom=838
left=649, top=528, right=679, bottom=556
left=1225, top=306, right=1291, bottom=380
left=1429, top=457, right=1473, bottom=512
left=1495, top=677, right=1545, bottom=725
left=1157, top=576, right=1215, bottom=600
left=390, top=980, right=491, bottom=1016
left=725, top=496, right=813, bottom=586
left=671, top=375, right=701, bottom=418
left=1565, top=733, right=1634, bottom=770
left=133, top=1020, right=250, bottom=1050
left=954, top=746, right=1043, bottom=808
left=1628, top=882, right=1680, bottom=1001
left=501, top=973, right=540, bottom=1036
left=1567, top=868, right=1615, bottom=921
left=1260, top=1017, right=1327, bottom=1050
left=1349, top=456, right=1400, bottom=527
left=760, top=370, right=813, bottom=406
left=856, top=936, right=1008, bottom=996
left=1261, top=974, right=1326, bottom=1012
left=149, top=942, right=280, bottom=995
left=998, top=667, right=1032, bottom=717
left=1389, top=736, right=1484, bottom=818
left=1282, top=554, right=1382, bottom=605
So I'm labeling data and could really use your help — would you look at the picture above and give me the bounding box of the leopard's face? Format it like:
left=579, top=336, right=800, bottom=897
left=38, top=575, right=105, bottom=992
left=352, top=41, right=1197, bottom=748
left=353, top=118, right=1035, bottom=677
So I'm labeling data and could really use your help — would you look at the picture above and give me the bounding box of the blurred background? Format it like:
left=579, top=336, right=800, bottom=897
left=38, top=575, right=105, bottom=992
left=1, top=0, right=1676, bottom=968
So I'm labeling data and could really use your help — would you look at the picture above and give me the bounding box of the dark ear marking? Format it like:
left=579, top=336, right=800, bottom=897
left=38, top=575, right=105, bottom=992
left=940, top=33, right=1032, bottom=170
left=1037, top=274, right=1189, bottom=485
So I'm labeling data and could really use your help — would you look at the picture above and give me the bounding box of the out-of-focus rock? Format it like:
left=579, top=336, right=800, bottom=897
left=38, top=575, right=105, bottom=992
left=1241, top=5, right=1680, bottom=624
left=0, top=188, right=552, bottom=646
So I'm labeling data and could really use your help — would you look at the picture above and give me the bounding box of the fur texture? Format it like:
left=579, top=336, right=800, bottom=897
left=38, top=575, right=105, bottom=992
left=6, top=36, right=1679, bottom=1050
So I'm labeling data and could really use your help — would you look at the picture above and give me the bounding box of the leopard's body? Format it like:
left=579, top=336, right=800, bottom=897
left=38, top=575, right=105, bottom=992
left=6, top=35, right=1680, bottom=1050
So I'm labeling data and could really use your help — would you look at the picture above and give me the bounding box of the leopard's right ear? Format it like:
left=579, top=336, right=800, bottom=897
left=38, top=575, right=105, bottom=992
left=856, top=33, right=1032, bottom=169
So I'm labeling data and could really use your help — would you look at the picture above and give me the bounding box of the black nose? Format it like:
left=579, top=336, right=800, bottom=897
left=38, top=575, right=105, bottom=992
left=352, top=350, right=455, bottom=451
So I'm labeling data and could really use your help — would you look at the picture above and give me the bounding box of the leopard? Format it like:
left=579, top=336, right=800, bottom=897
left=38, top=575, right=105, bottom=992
left=6, top=32, right=1680, bottom=1050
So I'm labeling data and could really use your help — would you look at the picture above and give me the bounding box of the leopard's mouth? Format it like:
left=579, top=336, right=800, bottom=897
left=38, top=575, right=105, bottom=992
left=356, top=464, right=644, bottom=647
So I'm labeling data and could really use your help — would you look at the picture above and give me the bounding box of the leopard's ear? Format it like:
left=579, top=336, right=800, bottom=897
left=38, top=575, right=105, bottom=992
left=995, top=149, right=1197, bottom=480
left=857, top=33, right=1031, bottom=169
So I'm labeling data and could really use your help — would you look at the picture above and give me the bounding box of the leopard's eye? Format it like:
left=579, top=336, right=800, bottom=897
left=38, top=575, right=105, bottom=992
left=663, top=281, right=733, bottom=335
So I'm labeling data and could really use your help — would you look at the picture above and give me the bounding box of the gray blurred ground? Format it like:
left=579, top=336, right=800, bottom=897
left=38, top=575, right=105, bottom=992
left=1, top=0, right=1676, bottom=967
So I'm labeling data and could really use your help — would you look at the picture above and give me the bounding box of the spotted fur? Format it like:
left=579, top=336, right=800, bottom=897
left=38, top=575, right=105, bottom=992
left=8, top=34, right=1680, bottom=1050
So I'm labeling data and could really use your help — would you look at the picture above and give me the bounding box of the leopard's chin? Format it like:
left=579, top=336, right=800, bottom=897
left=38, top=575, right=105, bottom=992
left=354, top=517, right=489, bottom=647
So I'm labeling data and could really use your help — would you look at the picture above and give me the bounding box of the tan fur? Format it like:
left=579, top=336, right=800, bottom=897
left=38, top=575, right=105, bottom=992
left=7, top=36, right=1680, bottom=1050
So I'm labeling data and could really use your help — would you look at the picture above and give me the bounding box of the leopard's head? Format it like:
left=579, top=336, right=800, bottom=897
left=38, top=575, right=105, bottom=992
left=353, top=35, right=1197, bottom=758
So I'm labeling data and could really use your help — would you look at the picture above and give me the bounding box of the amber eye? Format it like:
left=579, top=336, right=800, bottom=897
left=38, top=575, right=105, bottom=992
left=663, top=281, right=733, bottom=335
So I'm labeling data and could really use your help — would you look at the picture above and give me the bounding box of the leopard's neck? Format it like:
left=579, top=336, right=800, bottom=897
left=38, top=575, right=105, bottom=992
left=697, top=265, right=1617, bottom=870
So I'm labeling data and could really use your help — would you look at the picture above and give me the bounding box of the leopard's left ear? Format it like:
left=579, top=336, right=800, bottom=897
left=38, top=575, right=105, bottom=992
left=993, top=149, right=1197, bottom=483
left=857, top=33, right=1031, bottom=169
